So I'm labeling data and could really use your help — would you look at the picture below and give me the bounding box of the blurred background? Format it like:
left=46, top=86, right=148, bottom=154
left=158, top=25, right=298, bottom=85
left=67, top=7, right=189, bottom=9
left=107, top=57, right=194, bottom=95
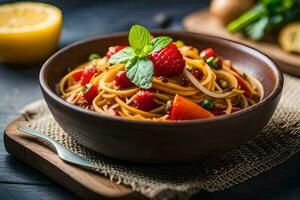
left=0, top=0, right=209, bottom=47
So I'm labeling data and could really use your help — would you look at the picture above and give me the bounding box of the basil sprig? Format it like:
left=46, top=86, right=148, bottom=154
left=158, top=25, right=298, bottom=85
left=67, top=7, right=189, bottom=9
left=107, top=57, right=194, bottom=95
left=109, top=25, right=172, bottom=89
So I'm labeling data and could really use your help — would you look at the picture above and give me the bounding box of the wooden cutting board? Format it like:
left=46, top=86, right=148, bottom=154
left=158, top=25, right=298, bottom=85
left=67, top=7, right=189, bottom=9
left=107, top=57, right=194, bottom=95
left=3, top=117, right=144, bottom=200
left=183, top=10, right=300, bottom=77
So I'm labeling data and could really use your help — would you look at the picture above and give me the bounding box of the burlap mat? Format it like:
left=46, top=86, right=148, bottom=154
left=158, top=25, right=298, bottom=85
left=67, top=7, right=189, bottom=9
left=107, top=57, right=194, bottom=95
left=21, top=74, right=300, bottom=200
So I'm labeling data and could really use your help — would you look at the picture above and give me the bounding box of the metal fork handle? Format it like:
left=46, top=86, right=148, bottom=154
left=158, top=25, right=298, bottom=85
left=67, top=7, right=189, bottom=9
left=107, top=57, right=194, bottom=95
left=17, top=125, right=96, bottom=169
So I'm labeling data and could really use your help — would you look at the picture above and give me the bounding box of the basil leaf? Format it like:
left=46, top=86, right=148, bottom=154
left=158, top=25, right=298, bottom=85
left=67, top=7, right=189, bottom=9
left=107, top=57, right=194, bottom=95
left=140, top=44, right=153, bottom=56
left=129, top=25, right=151, bottom=54
left=109, top=47, right=136, bottom=65
left=150, top=36, right=172, bottom=53
left=125, top=56, right=153, bottom=89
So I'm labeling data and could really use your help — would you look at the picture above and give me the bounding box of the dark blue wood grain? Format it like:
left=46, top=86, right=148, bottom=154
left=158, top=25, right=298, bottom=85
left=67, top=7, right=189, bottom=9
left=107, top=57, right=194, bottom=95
left=0, top=0, right=299, bottom=199
left=0, top=183, right=76, bottom=200
left=0, top=153, right=54, bottom=185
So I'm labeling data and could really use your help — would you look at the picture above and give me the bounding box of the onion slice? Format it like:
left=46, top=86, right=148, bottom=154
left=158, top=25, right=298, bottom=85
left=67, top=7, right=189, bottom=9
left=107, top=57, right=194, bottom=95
left=247, top=74, right=264, bottom=101
left=183, top=68, right=233, bottom=98
left=213, top=69, right=238, bottom=88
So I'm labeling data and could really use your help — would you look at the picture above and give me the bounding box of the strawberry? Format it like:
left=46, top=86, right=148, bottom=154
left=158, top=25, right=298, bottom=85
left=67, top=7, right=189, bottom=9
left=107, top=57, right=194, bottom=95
left=106, top=45, right=127, bottom=58
left=83, top=84, right=98, bottom=104
left=134, top=90, right=156, bottom=111
left=80, top=68, right=95, bottom=86
left=148, top=43, right=185, bottom=77
left=72, top=70, right=83, bottom=81
left=114, top=71, right=135, bottom=88
left=170, top=95, right=214, bottom=120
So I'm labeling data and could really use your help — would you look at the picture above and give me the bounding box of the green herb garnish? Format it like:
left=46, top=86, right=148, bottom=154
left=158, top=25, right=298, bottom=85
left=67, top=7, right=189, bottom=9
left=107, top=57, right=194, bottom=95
left=109, top=25, right=172, bottom=89
left=88, top=53, right=100, bottom=61
left=206, top=57, right=221, bottom=70
left=165, top=100, right=172, bottom=111
left=83, top=83, right=92, bottom=94
left=200, top=99, right=214, bottom=110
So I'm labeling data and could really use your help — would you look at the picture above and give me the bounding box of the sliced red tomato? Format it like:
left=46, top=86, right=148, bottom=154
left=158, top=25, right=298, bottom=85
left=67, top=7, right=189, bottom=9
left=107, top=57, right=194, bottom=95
left=72, top=70, right=83, bottom=81
left=227, top=68, right=257, bottom=97
left=83, top=84, right=98, bottom=104
left=80, top=68, right=95, bottom=86
left=200, top=48, right=218, bottom=59
left=106, top=45, right=127, bottom=58
left=170, top=95, right=214, bottom=120
left=235, top=74, right=251, bottom=96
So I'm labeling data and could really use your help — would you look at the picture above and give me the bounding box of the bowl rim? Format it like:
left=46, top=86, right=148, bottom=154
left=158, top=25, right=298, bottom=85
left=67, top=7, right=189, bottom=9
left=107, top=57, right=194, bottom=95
left=40, top=31, right=284, bottom=127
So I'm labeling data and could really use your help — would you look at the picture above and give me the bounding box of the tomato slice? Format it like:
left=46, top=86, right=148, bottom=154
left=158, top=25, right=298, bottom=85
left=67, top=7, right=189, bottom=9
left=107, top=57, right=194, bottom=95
left=83, top=84, right=98, bottom=104
left=72, top=70, right=83, bottom=81
left=200, top=48, right=218, bottom=59
left=106, top=45, right=127, bottom=58
left=80, top=68, right=95, bottom=86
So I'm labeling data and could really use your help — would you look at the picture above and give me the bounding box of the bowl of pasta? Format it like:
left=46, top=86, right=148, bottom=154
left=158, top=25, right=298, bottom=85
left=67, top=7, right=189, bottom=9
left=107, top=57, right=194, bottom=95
left=40, top=25, right=283, bottom=163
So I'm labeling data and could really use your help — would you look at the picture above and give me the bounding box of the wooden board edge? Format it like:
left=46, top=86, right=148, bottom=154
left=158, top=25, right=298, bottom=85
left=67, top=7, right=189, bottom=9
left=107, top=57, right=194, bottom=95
left=3, top=117, right=143, bottom=200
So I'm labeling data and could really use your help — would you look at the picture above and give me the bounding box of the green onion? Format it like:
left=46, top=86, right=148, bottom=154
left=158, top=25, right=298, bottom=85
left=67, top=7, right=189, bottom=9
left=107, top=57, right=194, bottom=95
left=227, top=5, right=266, bottom=33
left=205, top=57, right=221, bottom=70
left=165, top=100, right=172, bottom=111
left=88, top=53, right=100, bottom=61
left=83, top=83, right=92, bottom=94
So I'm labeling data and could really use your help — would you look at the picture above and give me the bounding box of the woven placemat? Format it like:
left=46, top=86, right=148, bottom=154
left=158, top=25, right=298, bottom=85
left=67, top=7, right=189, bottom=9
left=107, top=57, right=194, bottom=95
left=21, top=74, right=300, bottom=200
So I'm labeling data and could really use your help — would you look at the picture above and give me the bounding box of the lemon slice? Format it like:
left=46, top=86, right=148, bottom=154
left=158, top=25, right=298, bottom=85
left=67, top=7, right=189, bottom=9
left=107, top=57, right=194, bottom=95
left=279, top=22, right=300, bottom=54
left=0, top=2, right=62, bottom=64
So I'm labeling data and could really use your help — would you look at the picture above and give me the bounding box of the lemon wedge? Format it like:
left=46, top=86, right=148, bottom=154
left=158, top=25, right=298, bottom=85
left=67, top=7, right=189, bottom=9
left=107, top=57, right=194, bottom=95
left=0, top=2, right=62, bottom=64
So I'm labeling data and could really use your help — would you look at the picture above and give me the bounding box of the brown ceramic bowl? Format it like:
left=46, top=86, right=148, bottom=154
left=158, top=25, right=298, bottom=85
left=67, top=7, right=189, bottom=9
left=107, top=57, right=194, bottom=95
left=40, top=32, right=283, bottom=163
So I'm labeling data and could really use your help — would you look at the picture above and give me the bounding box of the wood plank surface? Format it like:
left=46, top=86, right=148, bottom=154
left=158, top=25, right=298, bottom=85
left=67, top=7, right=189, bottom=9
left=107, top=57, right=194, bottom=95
left=4, top=117, right=140, bottom=200
left=0, top=152, right=53, bottom=185
left=0, top=184, right=77, bottom=200
left=183, top=10, right=300, bottom=77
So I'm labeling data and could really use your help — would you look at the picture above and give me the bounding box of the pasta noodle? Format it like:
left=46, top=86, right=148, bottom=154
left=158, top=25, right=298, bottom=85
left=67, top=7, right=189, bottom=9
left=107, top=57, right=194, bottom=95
left=59, top=42, right=262, bottom=121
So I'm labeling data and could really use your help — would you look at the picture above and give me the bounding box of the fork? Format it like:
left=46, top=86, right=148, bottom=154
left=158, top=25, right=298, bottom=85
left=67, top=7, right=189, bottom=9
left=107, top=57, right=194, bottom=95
left=17, top=125, right=96, bottom=170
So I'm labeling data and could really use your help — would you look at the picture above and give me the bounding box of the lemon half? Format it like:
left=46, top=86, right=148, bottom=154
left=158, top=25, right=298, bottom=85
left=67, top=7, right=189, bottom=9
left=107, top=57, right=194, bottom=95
left=0, top=2, right=62, bottom=64
left=279, top=22, right=300, bottom=54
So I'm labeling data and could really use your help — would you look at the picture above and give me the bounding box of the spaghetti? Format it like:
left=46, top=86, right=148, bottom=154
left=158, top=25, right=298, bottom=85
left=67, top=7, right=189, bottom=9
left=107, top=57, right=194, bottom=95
left=59, top=27, right=263, bottom=121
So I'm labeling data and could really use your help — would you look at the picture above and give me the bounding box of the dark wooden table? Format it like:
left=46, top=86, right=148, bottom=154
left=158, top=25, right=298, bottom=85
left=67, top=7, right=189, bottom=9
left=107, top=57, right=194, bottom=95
left=1, top=0, right=300, bottom=199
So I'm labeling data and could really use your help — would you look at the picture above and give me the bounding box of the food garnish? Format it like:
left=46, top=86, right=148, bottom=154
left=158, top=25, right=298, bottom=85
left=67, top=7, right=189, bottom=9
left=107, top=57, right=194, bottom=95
left=148, top=43, right=185, bottom=77
left=109, top=25, right=174, bottom=89
left=114, top=71, right=135, bottom=89
left=134, top=90, right=156, bottom=111
left=89, top=53, right=100, bottom=61
left=200, top=99, right=214, bottom=110
left=83, top=84, right=99, bottom=104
